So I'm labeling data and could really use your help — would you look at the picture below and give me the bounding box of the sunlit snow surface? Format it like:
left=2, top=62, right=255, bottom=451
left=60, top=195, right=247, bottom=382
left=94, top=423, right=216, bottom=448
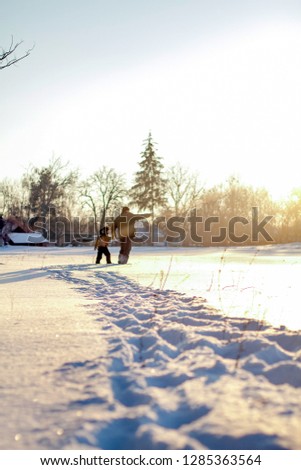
left=0, top=244, right=300, bottom=450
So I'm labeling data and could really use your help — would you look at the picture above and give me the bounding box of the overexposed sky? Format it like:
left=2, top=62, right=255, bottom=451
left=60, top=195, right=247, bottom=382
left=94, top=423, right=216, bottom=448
left=1, top=0, right=301, bottom=200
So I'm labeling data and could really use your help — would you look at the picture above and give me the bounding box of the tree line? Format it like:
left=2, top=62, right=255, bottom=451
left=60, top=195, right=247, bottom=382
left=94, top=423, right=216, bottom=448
left=0, top=132, right=300, bottom=246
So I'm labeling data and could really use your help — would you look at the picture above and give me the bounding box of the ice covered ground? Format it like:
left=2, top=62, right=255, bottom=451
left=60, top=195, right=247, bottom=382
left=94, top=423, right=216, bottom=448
left=0, top=243, right=301, bottom=450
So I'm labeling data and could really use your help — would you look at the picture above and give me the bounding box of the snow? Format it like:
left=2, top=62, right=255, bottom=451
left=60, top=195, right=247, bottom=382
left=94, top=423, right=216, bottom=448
left=7, top=231, right=49, bottom=244
left=0, top=243, right=301, bottom=450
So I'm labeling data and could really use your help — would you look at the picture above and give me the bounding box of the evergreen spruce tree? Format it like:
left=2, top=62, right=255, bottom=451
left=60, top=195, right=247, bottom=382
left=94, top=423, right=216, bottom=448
left=129, top=132, right=167, bottom=217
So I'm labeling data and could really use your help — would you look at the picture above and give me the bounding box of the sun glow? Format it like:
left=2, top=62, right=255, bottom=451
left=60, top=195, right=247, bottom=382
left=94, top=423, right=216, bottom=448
left=1, top=21, right=301, bottom=202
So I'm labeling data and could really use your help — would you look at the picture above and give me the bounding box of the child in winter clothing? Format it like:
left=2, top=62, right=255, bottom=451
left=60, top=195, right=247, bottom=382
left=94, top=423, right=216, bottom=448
left=94, top=226, right=112, bottom=264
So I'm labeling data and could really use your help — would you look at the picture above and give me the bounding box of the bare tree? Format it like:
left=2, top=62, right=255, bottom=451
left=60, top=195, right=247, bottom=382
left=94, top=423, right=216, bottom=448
left=0, top=36, right=34, bottom=70
left=79, top=167, right=127, bottom=232
left=78, top=180, right=99, bottom=233
left=166, top=163, right=204, bottom=216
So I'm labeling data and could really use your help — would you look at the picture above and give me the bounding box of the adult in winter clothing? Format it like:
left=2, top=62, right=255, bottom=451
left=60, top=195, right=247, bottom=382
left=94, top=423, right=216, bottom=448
left=94, top=226, right=112, bottom=264
left=113, top=207, right=151, bottom=264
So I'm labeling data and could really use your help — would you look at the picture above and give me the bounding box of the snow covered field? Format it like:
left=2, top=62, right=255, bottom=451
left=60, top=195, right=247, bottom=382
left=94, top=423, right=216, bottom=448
left=0, top=244, right=301, bottom=450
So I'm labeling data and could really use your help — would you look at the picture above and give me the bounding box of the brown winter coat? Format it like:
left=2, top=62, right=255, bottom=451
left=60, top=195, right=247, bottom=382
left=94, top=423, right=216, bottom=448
left=113, top=211, right=151, bottom=239
left=94, top=235, right=111, bottom=250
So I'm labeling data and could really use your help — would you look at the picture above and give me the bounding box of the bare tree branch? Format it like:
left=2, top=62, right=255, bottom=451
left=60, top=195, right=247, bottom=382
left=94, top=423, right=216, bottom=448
left=79, top=167, right=127, bottom=231
left=166, top=163, right=204, bottom=216
left=0, top=36, right=34, bottom=70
